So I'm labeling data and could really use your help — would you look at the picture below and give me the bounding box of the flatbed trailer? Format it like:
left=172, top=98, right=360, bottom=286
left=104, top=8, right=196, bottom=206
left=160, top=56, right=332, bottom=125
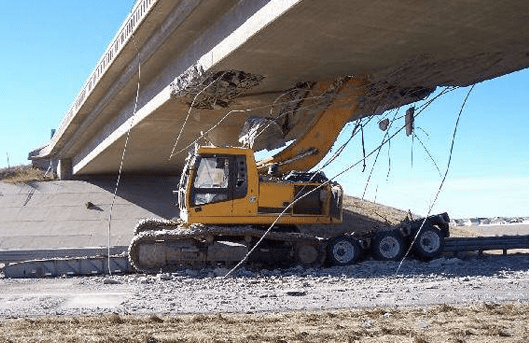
left=4, top=233, right=529, bottom=278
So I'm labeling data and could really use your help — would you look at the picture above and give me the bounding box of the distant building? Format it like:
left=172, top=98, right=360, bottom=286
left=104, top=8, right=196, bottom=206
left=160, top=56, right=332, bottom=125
left=465, top=218, right=480, bottom=226
left=479, top=218, right=491, bottom=225
left=490, top=217, right=508, bottom=225
left=451, top=219, right=467, bottom=226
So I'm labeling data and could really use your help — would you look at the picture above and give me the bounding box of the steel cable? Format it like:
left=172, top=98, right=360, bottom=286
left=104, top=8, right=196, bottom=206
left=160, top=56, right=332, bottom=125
left=395, top=85, right=475, bottom=274
left=106, top=35, right=141, bottom=275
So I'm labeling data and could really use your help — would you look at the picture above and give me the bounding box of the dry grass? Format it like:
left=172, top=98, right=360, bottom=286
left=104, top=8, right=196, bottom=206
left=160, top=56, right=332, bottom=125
left=0, top=165, right=54, bottom=184
left=343, top=195, right=409, bottom=226
left=343, top=195, right=483, bottom=239
left=1, top=303, right=528, bottom=342
left=449, top=225, right=479, bottom=237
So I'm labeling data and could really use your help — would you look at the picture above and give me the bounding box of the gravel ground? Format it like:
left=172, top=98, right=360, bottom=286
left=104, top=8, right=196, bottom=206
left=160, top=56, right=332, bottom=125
left=1, top=253, right=529, bottom=318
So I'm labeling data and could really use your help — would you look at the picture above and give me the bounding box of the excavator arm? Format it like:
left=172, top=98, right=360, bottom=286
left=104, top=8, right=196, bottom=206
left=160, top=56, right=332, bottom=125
left=255, top=76, right=370, bottom=175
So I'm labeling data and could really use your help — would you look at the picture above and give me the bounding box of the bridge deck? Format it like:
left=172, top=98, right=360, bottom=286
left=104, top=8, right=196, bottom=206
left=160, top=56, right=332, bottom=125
left=29, top=0, right=529, bottom=177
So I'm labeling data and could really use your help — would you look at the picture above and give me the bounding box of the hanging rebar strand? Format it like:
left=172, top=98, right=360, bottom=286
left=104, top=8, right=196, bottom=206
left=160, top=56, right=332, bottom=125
left=362, top=110, right=399, bottom=199
left=395, top=85, right=475, bottom=275
left=361, top=124, right=367, bottom=172
left=413, top=130, right=442, bottom=177
left=169, top=71, right=229, bottom=160
left=386, top=108, right=401, bottom=181
left=106, top=35, right=141, bottom=275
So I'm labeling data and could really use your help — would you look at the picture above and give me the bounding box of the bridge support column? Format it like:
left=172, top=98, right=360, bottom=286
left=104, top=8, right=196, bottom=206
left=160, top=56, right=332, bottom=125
left=58, top=158, right=73, bottom=180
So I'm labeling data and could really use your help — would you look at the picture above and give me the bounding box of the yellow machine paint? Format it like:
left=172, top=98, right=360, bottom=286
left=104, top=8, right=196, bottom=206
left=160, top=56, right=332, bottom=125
left=179, top=77, right=370, bottom=227
left=255, top=76, right=369, bottom=175
left=129, top=75, right=451, bottom=272
left=180, top=146, right=343, bottom=226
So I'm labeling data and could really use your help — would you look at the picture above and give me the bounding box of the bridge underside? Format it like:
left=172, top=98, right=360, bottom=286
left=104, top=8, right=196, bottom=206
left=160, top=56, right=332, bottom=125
left=30, top=0, right=529, bottom=177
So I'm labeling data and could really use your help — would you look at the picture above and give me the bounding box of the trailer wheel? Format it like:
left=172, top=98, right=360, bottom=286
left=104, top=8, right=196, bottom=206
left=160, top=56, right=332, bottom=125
left=372, top=230, right=405, bottom=261
left=413, top=225, right=445, bottom=260
left=327, top=236, right=361, bottom=266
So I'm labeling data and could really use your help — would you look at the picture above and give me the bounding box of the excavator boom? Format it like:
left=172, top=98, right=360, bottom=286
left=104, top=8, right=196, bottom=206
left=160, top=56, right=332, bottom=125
left=256, top=76, right=369, bottom=175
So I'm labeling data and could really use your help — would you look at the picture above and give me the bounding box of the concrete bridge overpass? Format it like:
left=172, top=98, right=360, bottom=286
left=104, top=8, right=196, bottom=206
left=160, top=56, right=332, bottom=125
left=29, top=0, right=529, bottom=178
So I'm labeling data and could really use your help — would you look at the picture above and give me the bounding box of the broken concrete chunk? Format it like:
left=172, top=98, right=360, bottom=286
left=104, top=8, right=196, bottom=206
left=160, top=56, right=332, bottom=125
left=239, top=117, right=286, bottom=151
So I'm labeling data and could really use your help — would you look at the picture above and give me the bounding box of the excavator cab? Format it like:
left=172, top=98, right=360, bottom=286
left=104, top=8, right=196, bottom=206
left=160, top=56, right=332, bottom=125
left=178, top=146, right=344, bottom=227
left=178, top=147, right=257, bottom=223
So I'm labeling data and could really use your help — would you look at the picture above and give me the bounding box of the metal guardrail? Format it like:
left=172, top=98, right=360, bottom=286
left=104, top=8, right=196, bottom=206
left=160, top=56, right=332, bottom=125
left=4, top=255, right=132, bottom=278
left=444, top=235, right=529, bottom=254
left=1, top=246, right=131, bottom=278
left=64, top=0, right=156, bottom=122
left=0, top=246, right=128, bottom=264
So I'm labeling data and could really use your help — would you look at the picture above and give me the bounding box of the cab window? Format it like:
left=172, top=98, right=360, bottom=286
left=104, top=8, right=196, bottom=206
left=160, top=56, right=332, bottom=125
left=192, top=156, right=229, bottom=205
left=191, top=154, right=248, bottom=206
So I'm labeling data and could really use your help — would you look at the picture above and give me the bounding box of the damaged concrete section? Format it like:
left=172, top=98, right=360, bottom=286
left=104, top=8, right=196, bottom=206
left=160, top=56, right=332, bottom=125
left=237, top=82, right=315, bottom=152
left=363, top=82, right=436, bottom=116
left=269, top=82, right=314, bottom=137
left=238, top=75, right=436, bottom=155
left=171, top=67, right=264, bottom=109
left=265, top=78, right=362, bottom=145
left=238, top=117, right=286, bottom=151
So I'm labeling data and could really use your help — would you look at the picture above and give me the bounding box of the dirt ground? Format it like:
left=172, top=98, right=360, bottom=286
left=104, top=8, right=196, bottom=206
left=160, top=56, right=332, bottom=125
left=2, top=252, right=529, bottom=342
left=1, top=302, right=528, bottom=342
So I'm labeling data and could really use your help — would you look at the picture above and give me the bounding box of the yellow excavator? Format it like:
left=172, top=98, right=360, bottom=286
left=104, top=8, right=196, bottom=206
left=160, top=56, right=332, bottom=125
left=128, top=77, right=450, bottom=272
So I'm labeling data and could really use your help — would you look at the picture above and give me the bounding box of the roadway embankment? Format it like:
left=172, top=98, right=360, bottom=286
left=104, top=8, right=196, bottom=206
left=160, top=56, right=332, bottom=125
left=0, top=176, right=178, bottom=263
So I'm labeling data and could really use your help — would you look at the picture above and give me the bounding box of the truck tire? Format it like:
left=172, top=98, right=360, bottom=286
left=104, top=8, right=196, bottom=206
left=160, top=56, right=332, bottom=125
left=413, top=225, right=445, bottom=260
left=372, top=230, right=406, bottom=261
left=327, top=236, right=361, bottom=266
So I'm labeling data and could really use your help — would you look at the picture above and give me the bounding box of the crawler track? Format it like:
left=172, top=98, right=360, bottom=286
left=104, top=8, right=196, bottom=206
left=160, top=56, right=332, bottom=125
left=128, top=219, right=325, bottom=273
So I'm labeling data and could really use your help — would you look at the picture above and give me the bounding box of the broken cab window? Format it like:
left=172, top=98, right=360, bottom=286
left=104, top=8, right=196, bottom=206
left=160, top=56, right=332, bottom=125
left=193, top=156, right=229, bottom=205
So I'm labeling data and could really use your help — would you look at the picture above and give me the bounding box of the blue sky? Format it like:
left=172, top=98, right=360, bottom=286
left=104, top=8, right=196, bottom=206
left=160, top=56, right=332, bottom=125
left=0, top=1, right=133, bottom=167
left=319, top=74, right=529, bottom=218
left=1, top=2, right=528, bottom=218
